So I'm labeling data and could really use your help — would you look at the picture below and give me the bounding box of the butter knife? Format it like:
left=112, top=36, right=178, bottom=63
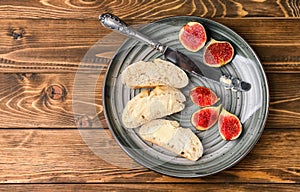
left=99, top=13, right=251, bottom=92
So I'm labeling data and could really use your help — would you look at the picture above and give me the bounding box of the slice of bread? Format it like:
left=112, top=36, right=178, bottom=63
left=122, top=86, right=186, bottom=128
left=121, top=58, right=189, bottom=89
left=139, top=119, right=203, bottom=161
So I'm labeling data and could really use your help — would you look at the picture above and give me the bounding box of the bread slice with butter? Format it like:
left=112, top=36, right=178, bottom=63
left=139, top=119, right=203, bottom=161
left=122, top=86, right=186, bottom=128
left=121, top=58, right=189, bottom=89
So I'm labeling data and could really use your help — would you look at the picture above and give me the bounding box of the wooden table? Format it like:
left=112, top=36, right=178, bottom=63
left=0, top=1, right=299, bottom=191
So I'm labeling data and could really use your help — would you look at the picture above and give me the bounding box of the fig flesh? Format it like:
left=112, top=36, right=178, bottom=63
left=203, top=39, right=234, bottom=67
left=179, top=22, right=207, bottom=52
left=191, top=105, right=221, bottom=131
left=190, top=86, right=219, bottom=107
left=218, top=109, right=242, bottom=141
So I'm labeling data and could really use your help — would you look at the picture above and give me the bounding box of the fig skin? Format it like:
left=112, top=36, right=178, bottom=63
left=218, top=109, right=242, bottom=141
left=179, top=22, right=207, bottom=52
left=203, top=39, right=234, bottom=67
left=191, top=105, right=221, bottom=131
left=190, top=86, right=219, bottom=107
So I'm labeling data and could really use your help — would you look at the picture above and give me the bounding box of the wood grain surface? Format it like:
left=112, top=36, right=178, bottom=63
left=0, top=72, right=299, bottom=128
left=0, top=0, right=299, bottom=19
left=0, top=129, right=298, bottom=183
left=0, top=19, right=299, bottom=73
left=0, top=184, right=299, bottom=192
left=0, top=0, right=299, bottom=191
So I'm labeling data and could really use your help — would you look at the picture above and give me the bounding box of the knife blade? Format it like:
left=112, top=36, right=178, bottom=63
left=99, top=13, right=251, bottom=92
left=164, top=47, right=251, bottom=91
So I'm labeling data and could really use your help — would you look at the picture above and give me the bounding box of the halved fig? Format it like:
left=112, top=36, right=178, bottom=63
left=203, top=39, right=234, bottom=67
left=179, top=22, right=207, bottom=52
left=218, top=109, right=242, bottom=141
left=190, top=86, right=219, bottom=107
left=191, top=105, right=221, bottom=131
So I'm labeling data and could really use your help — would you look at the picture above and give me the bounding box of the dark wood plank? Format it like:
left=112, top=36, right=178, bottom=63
left=267, top=73, right=300, bottom=128
left=0, top=72, right=299, bottom=128
left=0, top=184, right=299, bottom=192
left=0, top=129, right=298, bottom=183
left=0, top=19, right=299, bottom=73
left=0, top=19, right=107, bottom=73
left=0, top=73, right=104, bottom=128
left=0, top=0, right=299, bottom=19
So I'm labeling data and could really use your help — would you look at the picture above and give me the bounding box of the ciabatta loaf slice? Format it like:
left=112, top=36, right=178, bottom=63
left=122, top=86, right=186, bottom=128
left=139, top=119, right=203, bottom=161
left=121, top=58, right=188, bottom=89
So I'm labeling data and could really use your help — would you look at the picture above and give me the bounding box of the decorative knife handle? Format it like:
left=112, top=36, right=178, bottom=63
left=99, top=13, right=167, bottom=53
left=220, top=75, right=251, bottom=91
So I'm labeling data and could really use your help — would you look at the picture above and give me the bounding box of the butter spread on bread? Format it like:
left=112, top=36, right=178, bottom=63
left=122, top=86, right=186, bottom=128
left=139, top=119, right=203, bottom=161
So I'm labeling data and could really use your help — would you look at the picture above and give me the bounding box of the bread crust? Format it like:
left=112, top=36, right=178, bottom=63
left=121, top=58, right=188, bottom=89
